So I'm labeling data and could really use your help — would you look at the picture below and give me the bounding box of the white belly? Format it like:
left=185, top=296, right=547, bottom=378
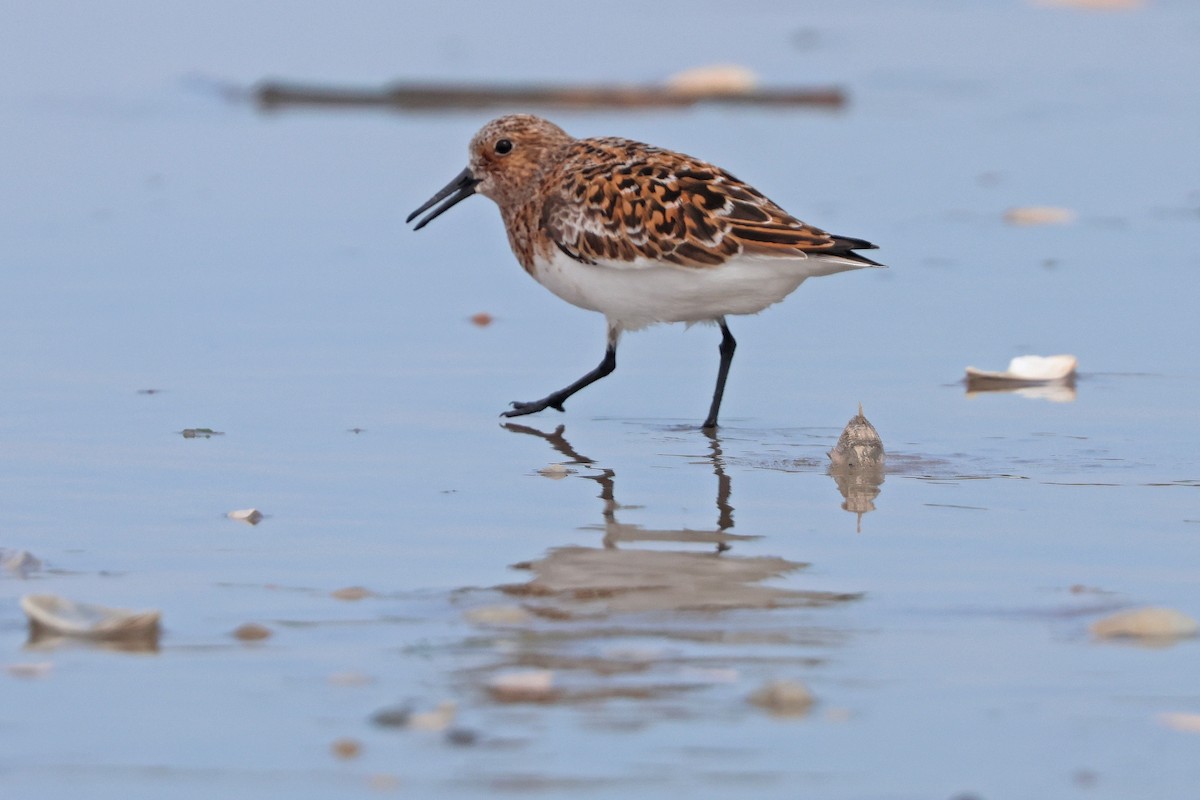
left=529, top=249, right=865, bottom=331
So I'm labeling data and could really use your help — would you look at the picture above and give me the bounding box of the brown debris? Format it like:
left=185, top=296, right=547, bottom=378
left=254, top=80, right=846, bottom=114
left=232, top=623, right=272, bottom=641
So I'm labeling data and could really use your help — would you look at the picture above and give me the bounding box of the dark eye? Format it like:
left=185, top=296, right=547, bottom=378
left=494, top=139, right=513, bottom=155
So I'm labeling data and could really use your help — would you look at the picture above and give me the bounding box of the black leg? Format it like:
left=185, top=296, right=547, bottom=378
left=701, top=318, right=736, bottom=430
left=503, top=343, right=617, bottom=418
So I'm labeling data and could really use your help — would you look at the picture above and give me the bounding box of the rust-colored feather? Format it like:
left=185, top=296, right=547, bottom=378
left=537, top=137, right=878, bottom=268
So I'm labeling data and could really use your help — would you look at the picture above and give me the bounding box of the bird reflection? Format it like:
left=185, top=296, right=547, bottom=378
left=500, top=423, right=855, bottom=614
left=828, top=465, right=885, bottom=533
left=503, top=423, right=753, bottom=553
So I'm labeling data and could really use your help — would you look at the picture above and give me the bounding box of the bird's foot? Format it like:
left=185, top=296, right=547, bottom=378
left=500, top=396, right=566, bottom=418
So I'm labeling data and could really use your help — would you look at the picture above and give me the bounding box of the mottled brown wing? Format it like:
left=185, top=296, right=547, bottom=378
left=539, top=138, right=879, bottom=269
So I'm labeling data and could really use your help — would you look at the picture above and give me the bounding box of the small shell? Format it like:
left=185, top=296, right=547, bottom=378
left=1003, top=206, right=1077, bottom=226
left=407, top=701, right=457, bottom=731
left=20, top=594, right=161, bottom=641
left=537, top=463, right=572, bottom=479
left=828, top=403, right=885, bottom=469
left=227, top=508, right=263, bottom=525
left=486, top=669, right=557, bottom=703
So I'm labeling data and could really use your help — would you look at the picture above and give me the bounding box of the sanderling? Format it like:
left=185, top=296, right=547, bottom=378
left=409, top=114, right=882, bottom=429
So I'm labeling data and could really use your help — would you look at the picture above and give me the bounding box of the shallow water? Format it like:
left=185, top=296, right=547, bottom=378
left=3, top=2, right=1200, bottom=798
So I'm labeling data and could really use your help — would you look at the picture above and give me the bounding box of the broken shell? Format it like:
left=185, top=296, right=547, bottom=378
left=1090, top=607, right=1198, bottom=641
left=966, top=354, right=1077, bottom=385
left=20, top=594, right=161, bottom=641
left=227, top=508, right=263, bottom=525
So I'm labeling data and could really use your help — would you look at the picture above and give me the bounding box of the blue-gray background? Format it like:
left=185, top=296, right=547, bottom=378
left=2, top=2, right=1199, bottom=798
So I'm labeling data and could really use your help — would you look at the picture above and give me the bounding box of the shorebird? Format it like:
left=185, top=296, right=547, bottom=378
left=408, top=114, right=881, bottom=429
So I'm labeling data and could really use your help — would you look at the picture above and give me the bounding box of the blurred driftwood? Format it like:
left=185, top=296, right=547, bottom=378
left=253, top=81, right=846, bottom=113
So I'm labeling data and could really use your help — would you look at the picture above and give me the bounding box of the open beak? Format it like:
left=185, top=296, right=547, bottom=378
left=407, top=167, right=481, bottom=230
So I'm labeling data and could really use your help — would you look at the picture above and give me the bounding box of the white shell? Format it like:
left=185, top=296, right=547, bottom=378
left=966, top=354, right=1077, bottom=382
left=20, top=594, right=161, bottom=640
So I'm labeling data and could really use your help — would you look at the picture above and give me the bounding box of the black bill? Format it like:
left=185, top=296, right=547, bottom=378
left=407, top=167, right=481, bottom=230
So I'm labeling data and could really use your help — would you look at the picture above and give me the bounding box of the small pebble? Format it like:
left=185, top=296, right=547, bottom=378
left=330, top=737, right=362, bottom=759
left=181, top=428, right=223, bottom=438
left=446, top=728, right=478, bottom=746
left=331, top=586, right=373, bottom=601
left=470, top=312, right=494, bottom=327
left=1089, top=607, right=1198, bottom=640
left=748, top=679, right=815, bottom=716
left=232, top=623, right=272, bottom=641
left=370, top=705, right=411, bottom=728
